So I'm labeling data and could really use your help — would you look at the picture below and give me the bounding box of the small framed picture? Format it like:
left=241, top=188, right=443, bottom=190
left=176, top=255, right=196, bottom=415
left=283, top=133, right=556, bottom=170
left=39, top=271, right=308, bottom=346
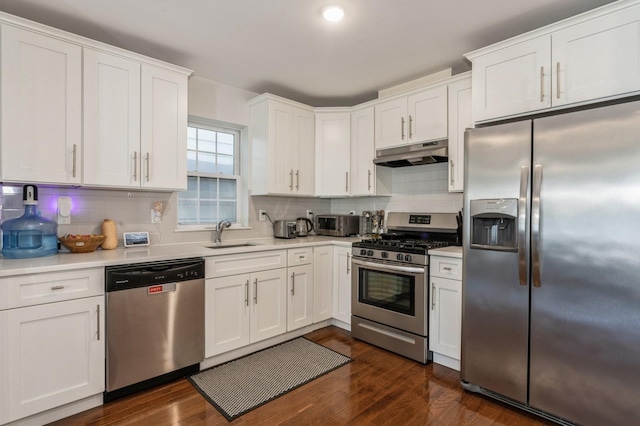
left=123, top=232, right=150, bottom=247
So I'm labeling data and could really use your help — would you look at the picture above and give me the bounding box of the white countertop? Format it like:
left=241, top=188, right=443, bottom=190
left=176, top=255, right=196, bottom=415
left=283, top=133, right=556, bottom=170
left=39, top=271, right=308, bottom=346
left=0, top=236, right=359, bottom=277
left=429, top=245, right=463, bottom=259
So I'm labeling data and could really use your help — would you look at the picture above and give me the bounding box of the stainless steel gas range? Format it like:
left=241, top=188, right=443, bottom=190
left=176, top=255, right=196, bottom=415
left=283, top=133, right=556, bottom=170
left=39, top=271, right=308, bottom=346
left=351, top=211, right=461, bottom=363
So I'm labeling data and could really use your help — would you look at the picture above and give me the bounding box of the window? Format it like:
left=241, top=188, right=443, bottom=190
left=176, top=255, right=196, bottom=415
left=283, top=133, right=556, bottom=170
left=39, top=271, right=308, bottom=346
left=178, top=123, right=241, bottom=226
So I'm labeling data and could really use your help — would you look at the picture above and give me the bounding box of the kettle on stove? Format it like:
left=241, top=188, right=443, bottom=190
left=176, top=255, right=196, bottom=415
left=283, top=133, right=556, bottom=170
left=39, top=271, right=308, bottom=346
left=296, top=217, right=314, bottom=237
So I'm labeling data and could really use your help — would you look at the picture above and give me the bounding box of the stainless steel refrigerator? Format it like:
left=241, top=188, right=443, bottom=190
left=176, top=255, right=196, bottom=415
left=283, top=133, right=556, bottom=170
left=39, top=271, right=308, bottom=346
left=462, top=100, right=640, bottom=425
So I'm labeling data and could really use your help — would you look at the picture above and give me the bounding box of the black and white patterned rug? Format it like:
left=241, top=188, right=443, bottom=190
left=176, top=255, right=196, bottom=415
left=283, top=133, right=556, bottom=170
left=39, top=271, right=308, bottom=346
left=188, top=337, right=353, bottom=421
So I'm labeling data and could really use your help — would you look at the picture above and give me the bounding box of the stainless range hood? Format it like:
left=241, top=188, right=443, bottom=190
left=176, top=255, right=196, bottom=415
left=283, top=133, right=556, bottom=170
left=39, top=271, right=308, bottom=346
left=373, top=140, right=448, bottom=167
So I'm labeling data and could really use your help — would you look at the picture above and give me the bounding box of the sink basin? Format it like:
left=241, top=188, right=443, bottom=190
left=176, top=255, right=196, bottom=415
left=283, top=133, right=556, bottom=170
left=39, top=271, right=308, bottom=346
left=205, top=243, right=261, bottom=249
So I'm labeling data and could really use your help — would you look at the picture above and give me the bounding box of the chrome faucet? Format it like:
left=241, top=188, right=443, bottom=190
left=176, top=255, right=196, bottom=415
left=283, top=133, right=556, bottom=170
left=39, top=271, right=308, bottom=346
left=213, top=220, right=232, bottom=243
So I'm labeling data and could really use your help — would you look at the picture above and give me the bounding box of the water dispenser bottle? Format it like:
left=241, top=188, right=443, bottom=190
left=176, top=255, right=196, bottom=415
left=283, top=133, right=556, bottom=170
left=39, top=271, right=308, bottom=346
left=1, top=185, right=58, bottom=259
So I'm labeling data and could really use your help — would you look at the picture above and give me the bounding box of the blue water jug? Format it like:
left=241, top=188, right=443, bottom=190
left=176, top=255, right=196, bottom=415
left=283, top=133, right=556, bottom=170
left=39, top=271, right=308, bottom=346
left=1, top=185, right=58, bottom=259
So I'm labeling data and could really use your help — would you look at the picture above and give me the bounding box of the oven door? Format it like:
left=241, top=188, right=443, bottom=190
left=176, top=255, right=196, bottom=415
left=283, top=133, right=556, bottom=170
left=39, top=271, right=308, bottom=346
left=351, top=257, right=427, bottom=336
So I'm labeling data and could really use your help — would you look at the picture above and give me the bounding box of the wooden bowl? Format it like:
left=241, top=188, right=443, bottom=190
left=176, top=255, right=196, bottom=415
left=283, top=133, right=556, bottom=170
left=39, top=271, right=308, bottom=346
left=59, top=234, right=106, bottom=253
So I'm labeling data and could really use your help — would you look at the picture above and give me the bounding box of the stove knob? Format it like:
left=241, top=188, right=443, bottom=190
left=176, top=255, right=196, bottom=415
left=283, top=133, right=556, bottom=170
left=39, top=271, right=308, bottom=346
left=381, top=252, right=389, bottom=259
left=367, top=250, right=374, bottom=256
left=396, top=254, right=404, bottom=261
left=405, top=254, right=412, bottom=262
left=360, top=249, right=367, bottom=256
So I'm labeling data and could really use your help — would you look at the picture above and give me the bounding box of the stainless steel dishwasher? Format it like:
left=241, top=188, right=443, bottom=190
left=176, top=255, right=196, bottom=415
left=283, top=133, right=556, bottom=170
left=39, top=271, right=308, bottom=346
left=104, top=257, right=204, bottom=402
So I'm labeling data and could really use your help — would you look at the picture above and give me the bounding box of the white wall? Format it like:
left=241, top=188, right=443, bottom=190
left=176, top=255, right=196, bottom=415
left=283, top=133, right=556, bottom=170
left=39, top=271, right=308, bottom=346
left=189, top=76, right=258, bottom=126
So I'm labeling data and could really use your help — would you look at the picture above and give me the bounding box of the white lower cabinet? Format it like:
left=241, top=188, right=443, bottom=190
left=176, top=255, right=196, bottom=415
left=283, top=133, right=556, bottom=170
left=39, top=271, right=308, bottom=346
left=0, top=296, right=104, bottom=424
left=287, top=247, right=314, bottom=331
left=332, top=246, right=352, bottom=324
left=429, top=255, right=462, bottom=370
left=313, top=246, right=333, bottom=322
left=205, top=268, right=287, bottom=357
left=287, top=263, right=314, bottom=331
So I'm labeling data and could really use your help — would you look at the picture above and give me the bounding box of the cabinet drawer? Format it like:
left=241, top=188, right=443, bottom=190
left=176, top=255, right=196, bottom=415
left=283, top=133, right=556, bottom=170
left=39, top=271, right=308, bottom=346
left=430, top=256, right=462, bottom=280
left=0, top=268, right=104, bottom=310
left=287, top=247, right=313, bottom=266
left=206, top=250, right=287, bottom=278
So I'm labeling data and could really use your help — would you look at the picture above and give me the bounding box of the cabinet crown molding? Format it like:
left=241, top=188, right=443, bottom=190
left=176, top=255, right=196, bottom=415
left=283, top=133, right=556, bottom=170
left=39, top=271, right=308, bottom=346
left=0, top=11, right=193, bottom=76
left=464, top=0, right=639, bottom=60
left=248, top=93, right=314, bottom=110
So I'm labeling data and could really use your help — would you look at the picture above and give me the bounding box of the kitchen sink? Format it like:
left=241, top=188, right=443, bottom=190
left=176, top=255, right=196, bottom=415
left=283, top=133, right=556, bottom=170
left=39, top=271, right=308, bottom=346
left=205, top=242, right=262, bottom=249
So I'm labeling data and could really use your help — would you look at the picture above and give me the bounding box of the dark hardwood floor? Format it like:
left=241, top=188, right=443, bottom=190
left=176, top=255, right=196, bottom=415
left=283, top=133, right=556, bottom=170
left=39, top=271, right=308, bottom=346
left=50, top=326, right=553, bottom=425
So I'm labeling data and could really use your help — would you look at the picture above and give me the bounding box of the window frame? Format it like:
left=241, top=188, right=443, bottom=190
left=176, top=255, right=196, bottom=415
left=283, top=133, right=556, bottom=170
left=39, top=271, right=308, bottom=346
left=177, top=120, right=242, bottom=231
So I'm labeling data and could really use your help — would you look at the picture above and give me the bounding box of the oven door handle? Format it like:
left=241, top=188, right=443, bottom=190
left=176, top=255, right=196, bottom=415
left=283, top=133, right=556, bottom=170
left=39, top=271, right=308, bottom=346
left=351, top=258, right=425, bottom=275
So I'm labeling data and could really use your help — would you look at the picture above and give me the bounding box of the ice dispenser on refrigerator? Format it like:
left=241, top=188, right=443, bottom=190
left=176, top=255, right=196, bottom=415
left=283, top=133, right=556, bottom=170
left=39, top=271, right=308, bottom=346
left=470, top=199, right=517, bottom=251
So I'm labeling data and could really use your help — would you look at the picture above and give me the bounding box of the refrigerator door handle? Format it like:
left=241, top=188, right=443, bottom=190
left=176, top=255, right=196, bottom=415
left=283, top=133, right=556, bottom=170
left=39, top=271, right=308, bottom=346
left=518, top=166, right=529, bottom=286
left=532, top=165, right=543, bottom=288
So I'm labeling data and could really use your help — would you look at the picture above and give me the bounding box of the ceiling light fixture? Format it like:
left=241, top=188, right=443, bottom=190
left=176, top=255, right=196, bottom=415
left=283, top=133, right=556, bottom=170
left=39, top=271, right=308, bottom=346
left=323, top=6, right=345, bottom=22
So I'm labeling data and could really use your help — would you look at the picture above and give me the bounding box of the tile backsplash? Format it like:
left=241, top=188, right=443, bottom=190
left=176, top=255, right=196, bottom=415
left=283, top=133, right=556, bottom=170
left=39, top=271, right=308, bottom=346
left=0, top=163, right=461, bottom=246
left=332, top=163, right=463, bottom=220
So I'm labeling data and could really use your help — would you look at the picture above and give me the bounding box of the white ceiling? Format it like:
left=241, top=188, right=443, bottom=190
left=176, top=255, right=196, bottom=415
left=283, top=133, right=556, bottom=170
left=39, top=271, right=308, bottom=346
left=0, top=0, right=618, bottom=106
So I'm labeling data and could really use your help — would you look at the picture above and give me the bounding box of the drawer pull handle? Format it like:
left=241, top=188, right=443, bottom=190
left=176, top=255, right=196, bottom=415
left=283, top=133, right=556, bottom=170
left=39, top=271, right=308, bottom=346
left=72, top=144, right=77, bottom=178
left=409, top=115, right=413, bottom=139
left=253, top=278, right=258, bottom=304
left=145, top=153, right=150, bottom=182
left=133, top=151, right=138, bottom=181
left=540, top=66, right=544, bottom=102
left=450, top=161, right=455, bottom=185
left=51, top=285, right=65, bottom=290
left=432, top=283, right=436, bottom=310
left=96, top=304, right=101, bottom=341
left=556, top=62, right=561, bottom=99
left=291, top=273, right=295, bottom=296
left=443, top=267, right=452, bottom=271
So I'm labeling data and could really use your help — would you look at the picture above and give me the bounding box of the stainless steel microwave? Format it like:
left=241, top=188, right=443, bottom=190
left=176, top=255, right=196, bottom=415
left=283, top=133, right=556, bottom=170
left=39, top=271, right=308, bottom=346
left=315, top=214, right=360, bottom=237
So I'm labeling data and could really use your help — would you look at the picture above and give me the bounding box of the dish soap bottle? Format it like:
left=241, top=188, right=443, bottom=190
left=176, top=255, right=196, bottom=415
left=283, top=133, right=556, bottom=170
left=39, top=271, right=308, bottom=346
left=1, top=185, right=58, bottom=258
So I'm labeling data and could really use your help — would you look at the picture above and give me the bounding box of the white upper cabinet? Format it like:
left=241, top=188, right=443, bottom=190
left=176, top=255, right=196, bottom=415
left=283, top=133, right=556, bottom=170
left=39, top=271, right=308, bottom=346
left=85, top=52, right=189, bottom=191
left=552, top=4, right=640, bottom=107
left=374, top=97, right=407, bottom=149
left=447, top=75, right=472, bottom=192
left=350, top=106, right=374, bottom=196
left=83, top=49, right=141, bottom=188
left=407, top=85, right=448, bottom=144
left=140, top=64, right=189, bottom=190
left=351, top=106, right=391, bottom=196
left=315, top=110, right=351, bottom=197
left=375, top=85, right=447, bottom=149
left=0, top=25, right=82, bottom=185
left=293, top=107, right=316, bottom=195
left=250, top=95, right=315, bottom=196
left=467, top=1, right=640, bottom=123
left=470, top=37, right=551, bottom=122
left=0, top=13, right=191, bottom=191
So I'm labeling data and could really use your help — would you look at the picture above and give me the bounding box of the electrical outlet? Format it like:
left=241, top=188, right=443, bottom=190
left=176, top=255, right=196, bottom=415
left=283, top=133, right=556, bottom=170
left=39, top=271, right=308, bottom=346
left=151, top=209, right=162, bottom=223
left=258, top=210, right=266, bottom=222
left=349, top=210, right=356, bottom=215
left=306, top=210, right=313, bottom=220
left=57, top=197, right=71, bottom=224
